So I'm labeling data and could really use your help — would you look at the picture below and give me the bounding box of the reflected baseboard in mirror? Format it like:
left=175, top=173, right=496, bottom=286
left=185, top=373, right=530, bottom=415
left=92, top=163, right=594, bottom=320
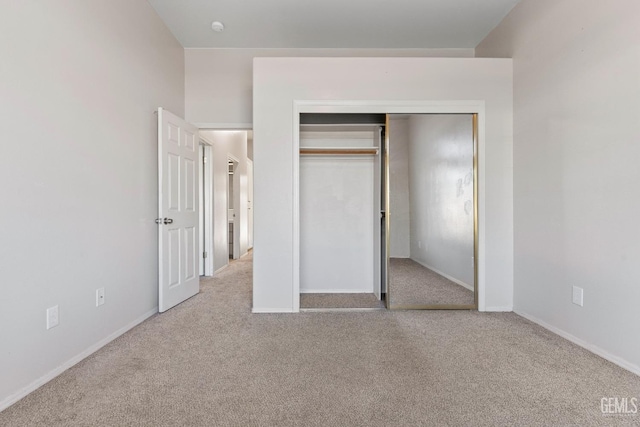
left=387, top=258, right=474, bottom=308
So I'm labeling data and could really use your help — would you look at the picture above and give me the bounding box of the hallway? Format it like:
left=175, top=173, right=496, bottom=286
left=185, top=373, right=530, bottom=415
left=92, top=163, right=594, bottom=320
left=2, top=254, right=639, bottom=426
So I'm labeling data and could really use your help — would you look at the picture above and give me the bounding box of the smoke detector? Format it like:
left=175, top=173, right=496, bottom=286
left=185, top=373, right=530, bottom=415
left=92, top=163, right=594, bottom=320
left=211, top=21, right=225, bottom=32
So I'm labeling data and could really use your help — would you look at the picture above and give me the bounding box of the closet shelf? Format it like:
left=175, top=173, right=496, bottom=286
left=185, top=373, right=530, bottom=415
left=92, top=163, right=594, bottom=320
left=300, top=147, right=379, bottom=156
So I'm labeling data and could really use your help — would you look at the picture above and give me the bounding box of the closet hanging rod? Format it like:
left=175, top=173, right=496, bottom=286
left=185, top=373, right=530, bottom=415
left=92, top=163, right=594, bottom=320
left=300, top=147, right=379, bottom=156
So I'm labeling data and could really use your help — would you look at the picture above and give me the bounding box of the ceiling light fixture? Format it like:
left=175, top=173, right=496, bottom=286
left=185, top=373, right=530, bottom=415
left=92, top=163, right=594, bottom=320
left=211, top=21, right=225, bottom=32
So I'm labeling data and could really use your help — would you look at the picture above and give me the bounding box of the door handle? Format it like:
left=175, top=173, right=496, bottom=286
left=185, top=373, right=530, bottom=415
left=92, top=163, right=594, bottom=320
left=155, top=218, right=174, bottom=225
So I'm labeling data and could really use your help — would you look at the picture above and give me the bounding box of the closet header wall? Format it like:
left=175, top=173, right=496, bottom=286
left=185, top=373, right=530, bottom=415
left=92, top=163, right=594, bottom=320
left=252, top=57, right=513, bottom=313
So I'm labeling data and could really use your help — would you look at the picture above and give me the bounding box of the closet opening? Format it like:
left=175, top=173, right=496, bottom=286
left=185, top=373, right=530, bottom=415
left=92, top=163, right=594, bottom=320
left=298, top=114, right=386, bottom=310
left=297, top=113, right=478, bottom=311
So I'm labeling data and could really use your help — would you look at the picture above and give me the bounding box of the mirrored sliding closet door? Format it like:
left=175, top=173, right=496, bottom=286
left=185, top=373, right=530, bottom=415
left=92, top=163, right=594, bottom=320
left=386, top=114, right=477, bottom=309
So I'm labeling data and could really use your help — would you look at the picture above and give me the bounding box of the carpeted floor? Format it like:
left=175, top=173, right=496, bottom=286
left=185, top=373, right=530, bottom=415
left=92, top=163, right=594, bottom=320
left=389, top=257, right=475, bottom=306
left=2, top=253, right=640, bottom=426
left=300, top=293, right=385, bottom=309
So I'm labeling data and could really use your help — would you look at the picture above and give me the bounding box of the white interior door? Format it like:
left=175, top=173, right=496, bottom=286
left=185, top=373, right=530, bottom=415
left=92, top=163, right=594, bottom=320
left=158, top=108, right=200, bottom=312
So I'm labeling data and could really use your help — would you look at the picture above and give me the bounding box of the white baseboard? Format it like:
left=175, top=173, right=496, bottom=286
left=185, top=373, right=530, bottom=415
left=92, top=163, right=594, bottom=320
left=251, top=307, right=295, bottom=313
left=410, top=258, right=474, bottom=291
left=214, top=264, right=229, bottom=275
left=300, top=289, right=373, bottom=294
left=0, top=307, right=158, bottom=412
left=515, top=310, right=640, bottom=377
left=484, top=306, right=513, bottom=312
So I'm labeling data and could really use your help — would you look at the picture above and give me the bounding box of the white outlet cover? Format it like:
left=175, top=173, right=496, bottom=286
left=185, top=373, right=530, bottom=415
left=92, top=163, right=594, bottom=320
left=96, top=288, right=105, bottom=307
left=572, top=286, right=584, bottom=307
left=46, top=305, right=59, bottom=329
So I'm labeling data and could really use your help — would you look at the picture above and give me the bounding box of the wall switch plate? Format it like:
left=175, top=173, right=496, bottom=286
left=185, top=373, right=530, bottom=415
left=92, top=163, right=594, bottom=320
left=46, top=305, right=59, bottom=329
left=96, top=288, right=105, bottom=307
left=572, top=286, right=584, bottom=307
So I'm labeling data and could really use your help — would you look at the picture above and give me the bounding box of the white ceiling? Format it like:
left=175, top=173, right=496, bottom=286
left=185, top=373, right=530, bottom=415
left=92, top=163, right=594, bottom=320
left=147, top=0, right=520, bottom=49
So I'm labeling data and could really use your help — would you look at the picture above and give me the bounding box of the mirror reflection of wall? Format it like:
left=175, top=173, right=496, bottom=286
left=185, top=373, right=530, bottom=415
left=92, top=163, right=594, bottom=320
left=388, top=114, right=476, bottom=308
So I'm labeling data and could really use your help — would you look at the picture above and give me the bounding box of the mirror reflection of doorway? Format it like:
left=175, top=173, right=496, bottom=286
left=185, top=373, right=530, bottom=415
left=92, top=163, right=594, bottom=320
left=386, top=114, right=477, bottom=309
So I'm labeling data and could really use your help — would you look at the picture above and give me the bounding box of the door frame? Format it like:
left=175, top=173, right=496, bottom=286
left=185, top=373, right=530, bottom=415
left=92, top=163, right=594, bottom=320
left=246, top=158, right=254, bottom=250
left=292, top=100, right=487, bottom=312
left=199, top=140, right=214, bottom=276
left=227, top=154, right=241, bottom=260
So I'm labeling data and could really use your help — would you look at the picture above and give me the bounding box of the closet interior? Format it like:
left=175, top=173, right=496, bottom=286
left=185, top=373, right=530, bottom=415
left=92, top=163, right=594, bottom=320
left=299, top=114, right=386, bottom=309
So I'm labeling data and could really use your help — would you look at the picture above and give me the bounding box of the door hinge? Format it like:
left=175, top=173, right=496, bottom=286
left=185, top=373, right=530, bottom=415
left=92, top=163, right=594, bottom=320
left=203, top=251, right=208, bottom=258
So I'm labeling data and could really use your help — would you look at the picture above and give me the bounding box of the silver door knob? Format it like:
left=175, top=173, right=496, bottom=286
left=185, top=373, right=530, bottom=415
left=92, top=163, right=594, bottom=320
left=155, top=218, right=174, bottom=224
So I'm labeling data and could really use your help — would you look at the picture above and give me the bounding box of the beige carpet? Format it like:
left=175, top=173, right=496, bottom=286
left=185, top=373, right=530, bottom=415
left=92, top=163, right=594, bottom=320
left=2, top=253, right=640, bottom=426
left=389, top=258, right=474, bottom=306
left=300, top=293, right=385, bottom=309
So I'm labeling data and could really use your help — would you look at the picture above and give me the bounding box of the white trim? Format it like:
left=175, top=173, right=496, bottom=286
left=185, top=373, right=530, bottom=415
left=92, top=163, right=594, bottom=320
left=202, top=144, right=214, bottom=276
left=515, top=310, right=640, bottom=377
left=195, top=123, right=253, bottom=130
left=214, top=263, right=230, bottom=275
left=252, top=308, right=295, bottom=313
left=293, top=100, right=487, bottom=313
left=246, top=158, right=254, bottom=250
left=300, top=289, right=374, bottom=294
left=198, top=134, right=218, bottom=277
left=0, top=307, right=158, bottom=412
left=485, top=306, right=513, bottom=312
left=198, top=142, right=215, bottom=277
left=292, top=109, right=301, bottom=313
left=409, top=258, right=474, bottom=291
left=198, top=143, right=205, bottom=276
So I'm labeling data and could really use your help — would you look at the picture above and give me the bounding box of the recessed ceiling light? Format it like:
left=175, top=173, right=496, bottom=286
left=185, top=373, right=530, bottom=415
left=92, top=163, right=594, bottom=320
left=211, top=21, right=225, bottom=32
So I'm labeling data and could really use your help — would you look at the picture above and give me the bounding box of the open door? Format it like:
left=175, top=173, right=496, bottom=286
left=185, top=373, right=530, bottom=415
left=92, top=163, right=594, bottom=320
left=157, top=108, right=200, bottom=312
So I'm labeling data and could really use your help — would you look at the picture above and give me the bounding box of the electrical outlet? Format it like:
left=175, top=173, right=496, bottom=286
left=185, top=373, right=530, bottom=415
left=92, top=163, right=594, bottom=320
left=572, top=286, right=584, bottom=307
left=46, top=305, right=59, bottom=329
left=96, top=288, right=105, bottom=307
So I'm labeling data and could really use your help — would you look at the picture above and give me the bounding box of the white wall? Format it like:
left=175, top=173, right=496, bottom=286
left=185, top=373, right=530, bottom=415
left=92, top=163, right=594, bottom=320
left=299, top=156, right=375, bottom=293
left=252, top=57, right=513, bottom=312
left=476, top=0, right=640, bottom=372
left=185, top=48, right=474, bottom=126
left=0, top=1, right=184, bottom=409
left=200, top=131, right=250, bottom=272
left=408, top=115, right=475, bottom=287
left=388, top=117, right=411, bottom=258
